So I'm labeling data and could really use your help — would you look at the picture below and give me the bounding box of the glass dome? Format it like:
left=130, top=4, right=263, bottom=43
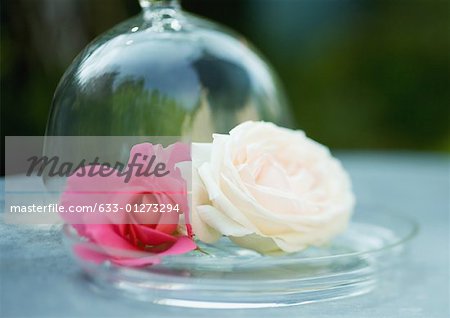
left=45, top=0, right=290, bottom=141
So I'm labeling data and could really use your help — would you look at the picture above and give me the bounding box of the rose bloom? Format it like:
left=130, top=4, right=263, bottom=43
left=192, top=121, right=355, bottom=254
left=60, top=142, right=196, bottom=266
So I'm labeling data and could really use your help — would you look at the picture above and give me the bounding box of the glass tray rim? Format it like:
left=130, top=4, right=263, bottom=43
left=63, top=209, right=418, bottom=265
left=62, top=210, right=418, bottom=307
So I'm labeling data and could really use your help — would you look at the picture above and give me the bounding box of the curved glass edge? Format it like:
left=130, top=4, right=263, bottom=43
left=63, top=210, right=418, bottom=265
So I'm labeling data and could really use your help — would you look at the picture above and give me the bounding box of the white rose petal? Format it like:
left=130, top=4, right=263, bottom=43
left=192, top=121, right=355, bottom=253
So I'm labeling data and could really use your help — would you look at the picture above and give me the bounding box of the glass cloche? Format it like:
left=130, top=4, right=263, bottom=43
left=46, top=0, right=291, bottom=141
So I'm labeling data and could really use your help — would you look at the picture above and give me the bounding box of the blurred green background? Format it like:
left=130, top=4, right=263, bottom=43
left=1, top=0, right=449, bottom=151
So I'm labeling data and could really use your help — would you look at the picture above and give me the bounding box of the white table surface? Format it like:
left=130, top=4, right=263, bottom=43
left=1, top=152, right=449, bottom=318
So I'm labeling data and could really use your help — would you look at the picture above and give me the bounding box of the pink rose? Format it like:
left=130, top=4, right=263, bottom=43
left=60, top=142, right=196, bottom=266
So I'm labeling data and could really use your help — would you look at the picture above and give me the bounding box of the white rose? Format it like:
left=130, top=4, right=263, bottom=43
left=192, top=121, right=355, bottom=254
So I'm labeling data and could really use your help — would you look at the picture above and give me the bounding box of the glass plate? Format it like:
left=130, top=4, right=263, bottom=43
left=63, top=210, right=417, bottom=308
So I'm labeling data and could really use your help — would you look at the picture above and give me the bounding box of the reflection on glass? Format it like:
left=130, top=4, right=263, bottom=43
left=46, top=0, right=290, bottom=141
